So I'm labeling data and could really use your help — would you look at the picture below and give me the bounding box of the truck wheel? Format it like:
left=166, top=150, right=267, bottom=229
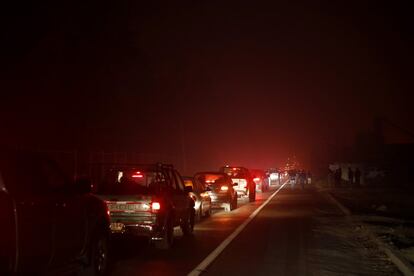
left=204, top=206, right=211, bottom=217
left=181, top=208, right=195, bottom=236
left=154, top=219, right=174, bottom=250
left=232, top=197, right=238, bottom=210
left=90, top=231, right=109, bottom=276
left=196, top=206, right=203, bottom=222
left=249, top=189, right=256, bottom=202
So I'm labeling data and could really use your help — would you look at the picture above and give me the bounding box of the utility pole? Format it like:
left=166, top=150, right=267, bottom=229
left=179, top=114, right=187, bottom=174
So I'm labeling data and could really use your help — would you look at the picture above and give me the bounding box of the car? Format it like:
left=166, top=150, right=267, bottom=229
left=250, top=169, right=269, bottom=192
left=194, top=172, right=238, bottom=212
left=0, top=151, right=110, bottom=275
left=95, top=163, right=195, bottom=250
left=183, top=176, right=212, bottom=221
left=219, top=166, right=256, bottom=202
left=288, top=169, right=297, bottom=185
left=266, top=168, right=281, bottom=186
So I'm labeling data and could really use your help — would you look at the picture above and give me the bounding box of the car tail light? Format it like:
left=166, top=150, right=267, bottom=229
left=253, top=177, right=260, bottom=182
left=151, top=202, right=161, bottom=212
left=220, top=186, right=229, bottom=191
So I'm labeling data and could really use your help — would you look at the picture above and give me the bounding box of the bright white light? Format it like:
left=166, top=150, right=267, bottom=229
left=270, top=173, right=278, bottom=180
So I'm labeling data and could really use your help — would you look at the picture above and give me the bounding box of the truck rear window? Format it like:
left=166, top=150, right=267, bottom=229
left=221, top=167, right=248, bottom=178
left=97, top=169, right=163, bottom=195
left=194, top=173, right=229, bottom=188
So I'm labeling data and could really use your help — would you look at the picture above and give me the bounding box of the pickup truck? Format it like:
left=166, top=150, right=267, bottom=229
left=0, top=151, right=110, bottom=275
left=219, top=166, right=256, bottom=202
left=95, top=164, right=195, bottom=250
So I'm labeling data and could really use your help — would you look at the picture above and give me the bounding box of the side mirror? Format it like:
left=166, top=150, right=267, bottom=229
left=73, top=178, right=92, bottom=194
left=233, top=182, right=238, bottom=186
left=184, top=185, right=193, bottom=193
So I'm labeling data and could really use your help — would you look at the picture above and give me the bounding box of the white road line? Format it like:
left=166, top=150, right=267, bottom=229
left=188, top=180, right=288, bottom=276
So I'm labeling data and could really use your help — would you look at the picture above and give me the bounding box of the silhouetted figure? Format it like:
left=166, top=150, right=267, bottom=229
left=328, top=169, right=334, bottom=187
left=300, top=170, right=306, bottom=189
left=355, top=168, right=361, bottom=187
left=334, top=168, right=342, bottom=187
left=307, top=171, right=312, bottom=185
left=348, top=167, right=354, bottom=187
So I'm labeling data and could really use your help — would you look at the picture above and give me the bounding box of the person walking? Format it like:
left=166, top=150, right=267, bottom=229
left=307, top=171, right=312, bottom=185
left=335, top=167, right=342, bottom=187
left=300, top=170, right=306, bottom=190
left=292, top=171, right=298, bottom=190
left=355, top=168, right=361, bottom=187
left=348, top=167, right=354, bottom=187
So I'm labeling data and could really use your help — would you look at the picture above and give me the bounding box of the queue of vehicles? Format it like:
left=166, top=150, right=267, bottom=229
left=0, top=151, right=283, bottom=275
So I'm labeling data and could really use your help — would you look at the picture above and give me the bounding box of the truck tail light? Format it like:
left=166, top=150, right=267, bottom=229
left=151, top=202, right=161, bottom=212
left=220, top=186, right=229, bottom=191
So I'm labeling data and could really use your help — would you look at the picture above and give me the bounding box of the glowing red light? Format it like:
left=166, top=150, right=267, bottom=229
left=132, top=174, right=143, bottom=178
left=253, top=177, right=260, bottom=182
left=152, top=202, right=161, bottom=211
left=220, top=186, right=229, bottom=191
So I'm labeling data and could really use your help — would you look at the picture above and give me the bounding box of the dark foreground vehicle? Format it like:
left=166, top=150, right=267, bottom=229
left=194, top=172, right=237, bottom=212
left=0, top=151, right=110, bottom=275
left=95, top=164, right=195, bottom=250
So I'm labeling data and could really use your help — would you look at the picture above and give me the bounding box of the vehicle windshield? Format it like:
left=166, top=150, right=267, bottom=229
left=194, top=173, right=228, bottom=187
left=97, top=168, right=161, bottom=195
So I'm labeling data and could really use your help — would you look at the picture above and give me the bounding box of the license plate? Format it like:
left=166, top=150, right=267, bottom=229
left=108, top=203, right=141, bottom=211
left=110, top=222, right=125, bottom=232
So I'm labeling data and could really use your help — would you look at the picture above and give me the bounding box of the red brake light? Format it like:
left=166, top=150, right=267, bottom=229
left=151, top=202, right=161, bottom=212
left=253, top=177, right=260, bottom=181
left=220, top=186, right=229, bottom=191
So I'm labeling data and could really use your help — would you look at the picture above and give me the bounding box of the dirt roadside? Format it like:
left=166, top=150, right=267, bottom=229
left=316, top=181, right=414, bottom=275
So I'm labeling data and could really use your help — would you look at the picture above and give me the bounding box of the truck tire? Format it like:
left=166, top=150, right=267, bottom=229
left=154, top=218, right=174, bottom=250
left=231, top=197, right=238, bottom=210
left=90, top=231, right=109, bottom=276
left=249, top=186, right=256, bottom=202
left=196, top=206, right=202, bottom=222
left=181, top=208, right=195, bottom=236
left=204, top=206, right=211, bottom=217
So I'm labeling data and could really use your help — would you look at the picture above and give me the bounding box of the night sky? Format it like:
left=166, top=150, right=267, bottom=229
left=1, top=1, right=413, bottom=173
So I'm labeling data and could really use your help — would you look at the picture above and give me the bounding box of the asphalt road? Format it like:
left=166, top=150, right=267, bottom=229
left=108, top=183, right=398, bottom=276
